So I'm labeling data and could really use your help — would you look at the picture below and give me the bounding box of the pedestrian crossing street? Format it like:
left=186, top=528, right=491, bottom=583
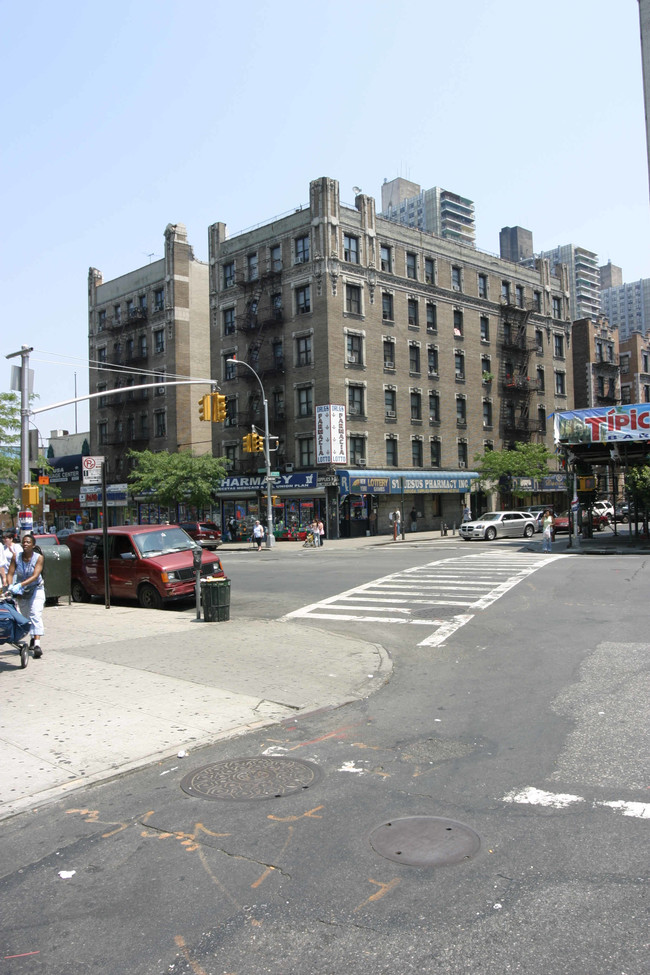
left=282, top=551, right=567, bottom=647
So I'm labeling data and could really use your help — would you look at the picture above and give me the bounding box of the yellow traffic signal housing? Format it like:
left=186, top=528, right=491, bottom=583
left=252, top=432, right=264, bottom=453
left=22, top=484, right=39, bottom=506
left=198, top=394, right=212, bottom=422
left=212, top=393, right=227, bottom=423
left=242, top=433, right=253, bottom=452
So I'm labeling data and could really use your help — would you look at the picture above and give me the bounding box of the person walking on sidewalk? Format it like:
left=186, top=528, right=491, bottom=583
left=252, top=520, right=265, bottom=552
left=317, top=518, right=325, bottom=546
left=7, top=532, right=45, bottom=658
left=541, top=509, right=554, bottom=554
left=1, top=530, right=21, bottom=588
left=410, top=507, right=418, bottom=532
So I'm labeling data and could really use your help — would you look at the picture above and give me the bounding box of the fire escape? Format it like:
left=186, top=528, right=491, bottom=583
left=233, top=266, right=285, bottom=472
left=498, top=298, right=541, bottom=443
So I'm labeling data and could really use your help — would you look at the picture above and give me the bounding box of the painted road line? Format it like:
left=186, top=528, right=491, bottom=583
left=502, top=786, right=650, bottom=819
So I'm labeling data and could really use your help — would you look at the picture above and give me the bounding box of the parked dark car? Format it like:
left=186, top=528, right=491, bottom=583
left=178, top=521, right=222, bottom=548
left=33, top=533, right=60, bottom=547
left=553, top=510, right=609, bottom=533
left=64, top=525, right=224, bottom=609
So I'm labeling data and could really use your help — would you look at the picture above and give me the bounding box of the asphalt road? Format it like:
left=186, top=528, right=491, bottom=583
left=1, top=539, right=648, bottom=975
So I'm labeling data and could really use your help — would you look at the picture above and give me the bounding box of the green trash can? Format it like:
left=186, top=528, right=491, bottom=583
left=202, top=578, right=231, bottom=622
left=41, top=544, right=71, bottom=604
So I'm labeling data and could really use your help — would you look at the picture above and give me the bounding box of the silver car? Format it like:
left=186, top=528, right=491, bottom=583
left=460, top=510, right=537, bottom=541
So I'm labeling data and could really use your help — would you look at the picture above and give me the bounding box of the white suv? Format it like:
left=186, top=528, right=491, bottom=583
left=592, top=500, right=614, bottom=520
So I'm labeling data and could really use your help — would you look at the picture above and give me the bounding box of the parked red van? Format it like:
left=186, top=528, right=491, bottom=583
left=64, top=525, right=224, bottom=609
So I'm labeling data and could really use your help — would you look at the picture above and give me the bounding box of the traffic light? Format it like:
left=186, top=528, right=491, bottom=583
left=198, top=394, right=212, bottom=422
left=212, top=393, right=227, bottom=423
left=252, top=432, right=265, bottom=453
left=22, top=484, right=39, bottom=506
left=242, top=433, right=253, bottom=452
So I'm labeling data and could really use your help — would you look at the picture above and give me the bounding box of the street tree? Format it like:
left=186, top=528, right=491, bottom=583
left=0, top=393, right=21, bottom=517
left=625, top=464, right=650, bottom=511
left=473, top=441, right=558, bottom=499
left=127, top=449, right=228, bottom=514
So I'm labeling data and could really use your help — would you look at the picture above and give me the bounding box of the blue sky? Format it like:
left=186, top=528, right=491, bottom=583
left=1, top=0, right=648, bottom=442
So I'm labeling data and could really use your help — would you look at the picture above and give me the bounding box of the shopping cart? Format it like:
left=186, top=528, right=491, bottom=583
left=0, top=593, right=32, bottom=669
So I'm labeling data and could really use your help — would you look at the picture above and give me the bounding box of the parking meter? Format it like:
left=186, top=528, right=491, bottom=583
left=193, top=544, right=202, bottom=619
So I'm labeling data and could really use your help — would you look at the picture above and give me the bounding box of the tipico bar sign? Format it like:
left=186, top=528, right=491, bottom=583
left=555, top=405, right=650, bottom=445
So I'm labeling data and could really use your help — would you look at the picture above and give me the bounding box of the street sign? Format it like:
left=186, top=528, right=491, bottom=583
left=18, top=510, right=33, bottom=530
left=82, top=456, right=104, bottom=485
left=38, top=475, right=49, bottom=485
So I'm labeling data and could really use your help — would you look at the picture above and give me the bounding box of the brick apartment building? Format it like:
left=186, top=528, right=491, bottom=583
left=88, top=223, right=210, bottom=512
left=208, top=176, right=574, bottom=536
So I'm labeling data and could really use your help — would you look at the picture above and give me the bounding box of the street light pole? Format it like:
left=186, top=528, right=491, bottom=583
left=226, top=359, right=275, bottom=549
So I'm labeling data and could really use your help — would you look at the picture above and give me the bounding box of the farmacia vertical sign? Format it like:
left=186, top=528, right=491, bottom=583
left=316, top=404, right=347, bottom=464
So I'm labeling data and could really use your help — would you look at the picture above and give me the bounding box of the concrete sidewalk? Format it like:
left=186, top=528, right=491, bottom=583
left=0, top=602, right=390, bottom=822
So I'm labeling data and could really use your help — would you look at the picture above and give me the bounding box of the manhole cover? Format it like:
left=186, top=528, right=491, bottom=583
left=369, top=816, right=480, bottom=867
left=180, top=756, right=322, bottom=801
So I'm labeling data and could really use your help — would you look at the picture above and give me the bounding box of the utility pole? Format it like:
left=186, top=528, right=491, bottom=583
left=6, top=345, right=35, bottom=507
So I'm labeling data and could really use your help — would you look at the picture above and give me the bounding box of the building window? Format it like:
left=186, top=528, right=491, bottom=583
left=384, top=388, right=396, bottom=418
left=98, top=309, right=106, bottom=331
left=483, top=399, right=492, bottom=428
left=114, top=304, right=122, bottom=324
left=154, top=410, right=166, bottom=438
left=98, top=421, right=107, bottom=445
left=127, top=299, right=135, bottom=317
left=409, top=343, right=420, bottom=374
left=533, top=291, right=542, bottom=312
left=458, top=440, right=468, bottom=467
left=412, top=438, right=423, bottom=467
left=382, top=292, right=394, bottom=321
left=456, top=396, right=467, bottom=425
left=552, top=296, right=562, bottom=319
left=380, top=245, right=392, bottom=273
left=597, top=375, right=605, bottom=397
left=429, top=390, right=440, bottom=422
left=430, top=438, right=441, bottom=467
left=298, top=437, right=314, bottom=467
left=223, top=262, right=235, bottom=288
left=386, top=436, right=398, bottom=466
left=424, top=258, right=435, bottom=285
left=297, top=386, right=313, bottom=417
left=644, top=384, right=650, bottom=402
left=125, top=337, right=134, bottom=360
left=270, top=244, right=282, bottom=271
left=538, top=406, right=547, bottom=433
left=154, top=329, right=165, bottom=354
left=537, top=366, right=545, bottom=391
left=139, top=294, right=147, bottom=313
left=346, top=284, right=362, bottom=315
left=480, top=316, right=490, bottom=342
left=426, top=303, right=437, bottom=333
left=383, top=339, right=395, bottom=369
left=349, top=436, right=365, bottom=464
left=516, top=285, right=524, bottom=308
left=155, top=369, right=166, bottom=395
left=139, top=335, right=147, bottom=357
left=296, top=334, right=312, bottom=366
left=247, top=253, right=258, bottom=281
left=348, top=385, right=365, bottom=416
left=452, top=266, right=462, bottom=291
left=478, top=274, right=488, bottom=299
left=455, top=350, right=465, bottom=380
left=223, top=308, right=236, bottom=335
left=154, top=288, right=164, bottom=312
left=296, top=285, right=311, bottom=315
left=410, top=391, right=422, bottom=421
left=97, top=384, right=107, bottom=408
left=224, top=355, right=237, bottom=380
left=554, top=333, right=564, bottom=358
left=346, top=332, right=363, bottom=365
left=97, top=346, right=107, bottom=363
left=295, top=236, right=310, bottom=264
left=555, top=370, right=566, bottom=395
left=139, top=414, right=149, bottom=438
left=428, top=345, right=439, bottom=376
left=484, top=439, right=494, bottom=452
left=343, top=234, right=359, bottom=264
left=224, top=397, right=236, bottom=427
left=643, top=352, right=650, bottom=374
left=406, top=252, right=417, bottom=279
left=408, top=298, right=419, bottom=327
left=501, top=281, right=510, bottom=303
left=535, top=328, right=544, bottom=350
left=453, top=310, right=463, bottom=337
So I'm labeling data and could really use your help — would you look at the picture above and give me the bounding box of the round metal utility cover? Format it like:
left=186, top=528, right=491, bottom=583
left=180, top=756, right=322, bottom=801
left=369, top=816, right=480, bottom=867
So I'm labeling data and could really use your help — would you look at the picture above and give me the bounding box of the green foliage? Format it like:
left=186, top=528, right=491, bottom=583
left=127, top=449, right=228, bottom=510
left=0, top=393, right=21, bottom=512
left=473, top=442, right=557, bottom=498
left=625, top=465, right=650, bottom=508
left=0, top=392, right=20, bottom=445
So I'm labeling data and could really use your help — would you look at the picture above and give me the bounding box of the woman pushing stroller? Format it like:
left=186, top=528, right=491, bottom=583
left=6, top=532, right=45, bottom=659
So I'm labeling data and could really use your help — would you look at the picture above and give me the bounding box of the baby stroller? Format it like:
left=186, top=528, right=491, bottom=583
left=0, top=593, right=32, bottom=669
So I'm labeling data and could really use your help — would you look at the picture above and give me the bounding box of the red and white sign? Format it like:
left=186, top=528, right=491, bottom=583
left=18, top=510, right=33, bottom=530
left=82, top=456, right=104, bottom=484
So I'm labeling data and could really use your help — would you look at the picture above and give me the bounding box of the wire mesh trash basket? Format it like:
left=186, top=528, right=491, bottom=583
left=201, top=578, right=231, bottom=622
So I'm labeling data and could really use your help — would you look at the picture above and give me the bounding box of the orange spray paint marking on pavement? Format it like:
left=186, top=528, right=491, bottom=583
left=173, top=936, right=209, bottom=975
left=267, top=805, right=324, bottom=823
left=354, top=878, right=400, bottom=912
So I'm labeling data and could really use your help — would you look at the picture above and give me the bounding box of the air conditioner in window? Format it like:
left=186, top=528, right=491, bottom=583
left=384, top=360, right=395, bottom=369
left=357, top=458, right=366, bottom=466
left=458, top=461, right=467, bottom=468
left=284, top=463, right=294, bottom=473
left=385, top=410, right=396, bottom=418
left=349, top=407, right=360, bottom=415
left=347, top=354, right=358, bottom=363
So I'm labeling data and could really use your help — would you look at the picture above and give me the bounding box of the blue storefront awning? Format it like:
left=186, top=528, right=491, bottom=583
left=338, top=470, right=479, bottom=495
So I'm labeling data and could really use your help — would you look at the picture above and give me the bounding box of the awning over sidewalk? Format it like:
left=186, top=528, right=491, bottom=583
left=554, top=404, right=650, bottom=466
left=338, top=469, right=479, bottom=495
